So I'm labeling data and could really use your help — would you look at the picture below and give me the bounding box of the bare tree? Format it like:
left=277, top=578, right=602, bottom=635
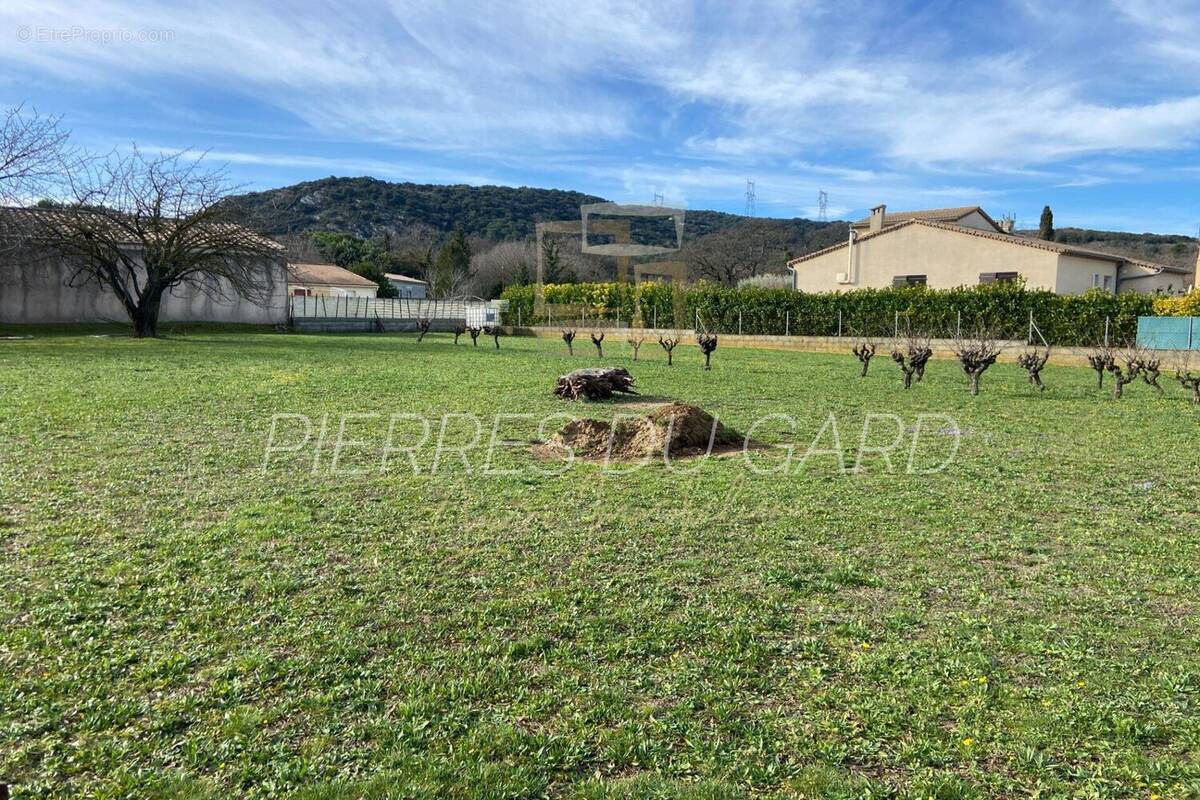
left=659, top=336, right=679, bottom=366
left=851, top=336, right=877, bottom=377
left=415, top=318, right=432, bottom=342
left=1, top=105, right=71, bottom=205
left=488, top=325, right=501, bottom=349
left=591, top=331, right=605, bottom=358
left=629, top=336, right=644, bottom=361
left=467, top=326, right=482, bottom=346
left=452, top=324, right=466, bottom=344
left=890, top=332, right=931, bottom=390
left=1107, top=344, right=1157, bottom=400
left=1087, top=347, right=1114, bottom=389
left=469, top=239, right=535, bottom=297
left=685, top=221, right=789, bottom=285
left=561, top=329, right=576, bottom=355
left=1174, top=354, right=1200, bottom=404
left=697, top=333, right=718, bottom=370
left=953, top=329, right=1003, bottom=396
left=1017, top=348, right=1050, bottom=391
left=27, top=148, right=280, bottom=337
left=1139, top=353, right=1164, bottom=395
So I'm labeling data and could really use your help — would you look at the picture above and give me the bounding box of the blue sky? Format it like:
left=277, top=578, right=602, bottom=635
left=3, top=0, right=1200, bottom=233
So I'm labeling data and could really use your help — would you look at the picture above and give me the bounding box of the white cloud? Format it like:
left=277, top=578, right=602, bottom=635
left=4, top=0, right=1200, bottom=219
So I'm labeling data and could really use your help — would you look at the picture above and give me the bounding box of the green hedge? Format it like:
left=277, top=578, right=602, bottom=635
left=500, top=281, right=1156, bottom=346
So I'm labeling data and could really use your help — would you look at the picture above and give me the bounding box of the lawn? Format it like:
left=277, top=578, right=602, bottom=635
left=1, top=331, right=1198, bottom=799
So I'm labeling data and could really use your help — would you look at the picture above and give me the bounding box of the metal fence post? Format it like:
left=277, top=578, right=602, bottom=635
left=1104, top=315, right=1111, bottom=348
left=738, top=309, right=743, bottom=336
left=838, top=309, right=842, bottom=338
left=894, top=310, right=899, bottom=338
left=785, top=311, right=790, bottom=337
left=957, top=309, right=962, bottom=339
left=653, top=307, right=657, bottom=330
left=1190, top=316, right=1195, bottom=351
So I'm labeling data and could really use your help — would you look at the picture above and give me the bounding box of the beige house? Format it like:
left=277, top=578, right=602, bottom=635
left=286, top=262, right=378, bottom=298
left=790, top=205, right=1195, bottom=295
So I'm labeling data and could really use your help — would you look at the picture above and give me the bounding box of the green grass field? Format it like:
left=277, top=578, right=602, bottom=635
left=2, top=331, right=1198, bottom=799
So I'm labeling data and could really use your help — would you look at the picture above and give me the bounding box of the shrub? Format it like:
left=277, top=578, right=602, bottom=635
left=1153, top=289, right=1200, bottom=317
left=737, top=273, right=793, bottom=289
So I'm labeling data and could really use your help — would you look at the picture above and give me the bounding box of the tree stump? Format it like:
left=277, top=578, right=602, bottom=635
left=554, top=367, right=637, bottom=401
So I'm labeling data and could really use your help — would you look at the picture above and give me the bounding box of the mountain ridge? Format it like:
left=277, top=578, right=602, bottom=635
left=224, top=176, right=1197, bottom=270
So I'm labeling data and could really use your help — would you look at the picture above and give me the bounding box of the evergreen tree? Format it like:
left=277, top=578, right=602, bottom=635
left=513, top=262, right=530, bottom=286
left=541, top=237, right=562, bottom=284
left=1039, top=206, right=1055, bottom=241
left=431, top=228, right=472, bottom=297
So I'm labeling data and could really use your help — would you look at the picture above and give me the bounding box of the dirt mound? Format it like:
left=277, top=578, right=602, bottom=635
left=544, top=403, right=744, bottom=461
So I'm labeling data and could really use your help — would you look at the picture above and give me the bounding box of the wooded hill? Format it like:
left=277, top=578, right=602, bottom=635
left=224, top=175, right=1195, bottom=274
left=222, top=176, right=849, bottom=255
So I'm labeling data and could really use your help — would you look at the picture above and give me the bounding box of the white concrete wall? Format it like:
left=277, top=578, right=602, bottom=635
left=0, top=254, right=288, bottom=325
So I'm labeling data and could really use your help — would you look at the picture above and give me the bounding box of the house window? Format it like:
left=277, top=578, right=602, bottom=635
left=1092, top=273, right=1100, bottom=288
left=1103, top=275, right=1112, bottom=291
left=892, top=275, right=927, bottom=287
left=292, top=288, right=311, bottom=297
left=979, top=271, right=1019, bottom=284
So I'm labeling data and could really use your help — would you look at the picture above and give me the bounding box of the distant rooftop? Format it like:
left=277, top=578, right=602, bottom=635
left=383, top=273, right=428, bottom=285
left=850, top=205, right=996, bottom=229
left=286, top=262, right=378, bottom=288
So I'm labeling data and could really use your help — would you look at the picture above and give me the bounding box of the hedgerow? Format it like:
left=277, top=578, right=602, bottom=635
left=501, top=281, right=1157, bottom=345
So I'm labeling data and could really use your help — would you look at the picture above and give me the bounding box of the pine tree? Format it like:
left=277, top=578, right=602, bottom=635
left=1039, top=206, right=1055, bottom=241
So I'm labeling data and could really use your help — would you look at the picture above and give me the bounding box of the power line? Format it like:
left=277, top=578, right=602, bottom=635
left=817, top=190, right=828, bottom=222
left=652, top=191, right=664, bottom=207
left=744, top=179, right=756, bottom=217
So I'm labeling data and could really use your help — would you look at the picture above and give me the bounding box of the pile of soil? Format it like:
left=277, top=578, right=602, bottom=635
left=541, top=402, right=744, bottom=461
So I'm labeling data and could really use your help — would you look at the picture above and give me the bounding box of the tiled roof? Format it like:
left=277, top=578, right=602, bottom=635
left=0, top=205, right=283, bottom=252
left=850, top=206, right=992, bottom=228
left=287, top=262, right=379, bottom=288
left=787, top=218, right=1182, bottom=274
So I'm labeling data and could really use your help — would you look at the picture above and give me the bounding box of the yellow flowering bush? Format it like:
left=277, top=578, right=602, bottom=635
left=1153, top=288, right=1200, bottom=317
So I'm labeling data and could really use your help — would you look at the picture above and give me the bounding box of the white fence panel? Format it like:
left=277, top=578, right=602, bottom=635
left=289, top=295, right=506, bottom=323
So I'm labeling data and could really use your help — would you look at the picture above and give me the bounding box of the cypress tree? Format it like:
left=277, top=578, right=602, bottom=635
left=1038, top=206, right=1055, bottom=241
